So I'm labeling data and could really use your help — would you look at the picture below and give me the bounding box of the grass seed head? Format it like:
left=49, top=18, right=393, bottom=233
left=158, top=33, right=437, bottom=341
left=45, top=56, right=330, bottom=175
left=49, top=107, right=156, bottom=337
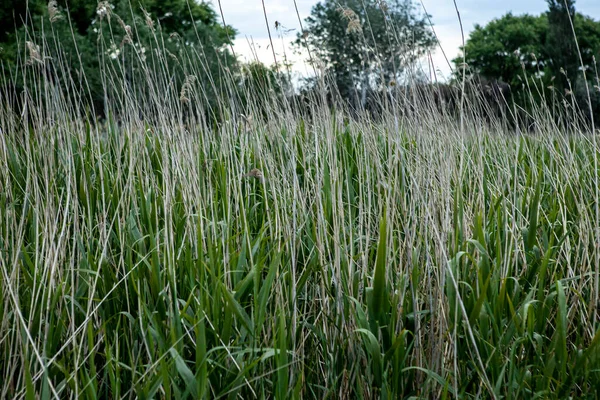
left=180, top=75, right=197, bottom=104
left=378, top=0, right=389, bottom=13
left=346, top=19, right=362, bottom=34
left=337, top=6, right=362, bottom=34
left=244, top=168, right=264, bottom=180
left=96, top=1, right=112, bottom=22
left=117, top=18, right=133, bottom=46
left=142, top=9, right=155, bottom=31
left=25, top=41, right=44, bottom=66
left=338, top=7, right=358, bottom=21
left=241, top=114, right=254, bottom=132
left=48, top=1, right=62, bottom=23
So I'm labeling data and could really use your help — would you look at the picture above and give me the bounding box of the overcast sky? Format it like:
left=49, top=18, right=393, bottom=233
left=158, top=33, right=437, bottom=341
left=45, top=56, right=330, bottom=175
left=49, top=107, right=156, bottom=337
left=215, top=0, right=600, bottom=80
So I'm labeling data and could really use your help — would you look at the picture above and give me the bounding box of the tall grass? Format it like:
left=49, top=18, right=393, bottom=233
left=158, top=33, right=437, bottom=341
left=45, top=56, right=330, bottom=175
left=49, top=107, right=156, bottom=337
left=1, top=1, right=600, bottom=398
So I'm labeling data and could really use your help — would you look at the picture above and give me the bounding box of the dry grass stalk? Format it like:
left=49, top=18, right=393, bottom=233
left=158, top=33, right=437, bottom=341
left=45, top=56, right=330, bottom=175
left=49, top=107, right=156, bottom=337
left=180, top=75, right=197, bottom=104
left=347, top=19, right=362, bottom=34
left=338, top=6, right=358, bottom=21
left=116, top=17, right=133, bottom=47
left=337, top=7, right=362, bottom=34
left=96, top=1, right=112, bottom=22
left=240, top=114, right=254, bottom=132
left=378, top=0, right=389, bottom=13
left=48, top=1, right=62, bottom=23
left=142, top=9, right=155, bottom=31
left=25, top=41, right=44, bottom=66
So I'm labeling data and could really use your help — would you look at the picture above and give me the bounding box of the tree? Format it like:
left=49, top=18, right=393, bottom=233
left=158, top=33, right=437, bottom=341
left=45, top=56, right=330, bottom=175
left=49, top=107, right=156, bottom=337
left=546, top=0, right=578, bottom=92
left=454, top=10, right=600, bottom=123
left=454, top=12, right=600, bottom=95
left=0, top=1, right=54, bottom=44
left=240, top=62, right=291, bottom=119
left=295, top=0, right=435, bottom=108
left=453, top=13, right=548, bottom=90
left=0, top=0, right=238, bottom=119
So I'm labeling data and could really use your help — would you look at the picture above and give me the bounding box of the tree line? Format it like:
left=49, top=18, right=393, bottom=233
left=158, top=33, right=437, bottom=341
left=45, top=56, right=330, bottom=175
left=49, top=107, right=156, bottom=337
left=1, top=0, right=599, bottom=124
left=455, top=0, right=600, bottom=124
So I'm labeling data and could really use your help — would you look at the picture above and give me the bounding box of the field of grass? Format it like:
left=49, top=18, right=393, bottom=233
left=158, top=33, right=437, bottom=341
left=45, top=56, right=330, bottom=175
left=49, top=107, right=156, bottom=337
left=2, top=5, right=600, bottom=399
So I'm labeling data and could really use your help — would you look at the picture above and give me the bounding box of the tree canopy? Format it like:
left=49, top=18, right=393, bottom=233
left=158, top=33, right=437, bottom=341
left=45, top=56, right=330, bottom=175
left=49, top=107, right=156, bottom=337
left=453, top=10, right=600, bottom=96
left=546, top=0, right=578, bottom=92
left=296, top=0, right=436, bottom=108
left=0, top=0, right=238, bottom=118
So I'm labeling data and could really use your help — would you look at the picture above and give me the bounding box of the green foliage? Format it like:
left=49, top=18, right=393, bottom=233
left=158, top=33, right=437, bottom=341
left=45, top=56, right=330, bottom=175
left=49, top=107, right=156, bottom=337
left=0, top=0, right=238, bottom=118
left=5, top=105, right=600, bottom=397
left=0, top=0, right=43, bottom=42
left=296, top=0, right=435, bottom=107
left=240, top=62, right=291, bottom=119
left=546, top=0, right=577, bottom=92
left=454, top=13, right=548, bottom=91
left=454, top=10, right=600, bottom=109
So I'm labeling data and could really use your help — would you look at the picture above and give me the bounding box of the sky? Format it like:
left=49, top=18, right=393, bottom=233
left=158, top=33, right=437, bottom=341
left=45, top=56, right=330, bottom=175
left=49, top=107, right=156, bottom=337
left=215, top=0, right=600, bottom=81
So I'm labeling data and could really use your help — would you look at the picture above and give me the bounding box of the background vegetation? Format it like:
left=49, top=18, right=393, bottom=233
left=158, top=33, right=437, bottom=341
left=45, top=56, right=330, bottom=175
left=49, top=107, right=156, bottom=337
left=453, top=0, right=600, bottom=123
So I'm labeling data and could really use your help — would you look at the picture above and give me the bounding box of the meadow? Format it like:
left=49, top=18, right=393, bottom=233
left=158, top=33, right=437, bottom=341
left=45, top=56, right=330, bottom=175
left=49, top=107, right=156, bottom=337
left=1, top=4, right=600, bottom=399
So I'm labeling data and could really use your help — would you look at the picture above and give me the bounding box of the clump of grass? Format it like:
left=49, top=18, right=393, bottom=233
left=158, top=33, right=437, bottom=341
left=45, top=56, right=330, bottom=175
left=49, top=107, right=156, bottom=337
left=1, top=1, right=600, bottom=399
